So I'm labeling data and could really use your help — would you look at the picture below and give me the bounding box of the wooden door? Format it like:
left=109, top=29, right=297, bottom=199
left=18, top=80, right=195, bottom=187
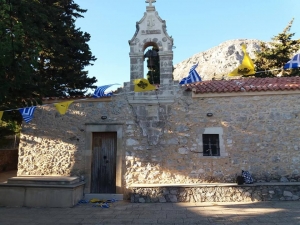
left=91, top=132, right=117, bottom=193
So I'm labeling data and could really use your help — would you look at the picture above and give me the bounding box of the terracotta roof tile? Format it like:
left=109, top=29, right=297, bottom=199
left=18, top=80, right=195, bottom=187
left=186, top=77, right=300, bottom=94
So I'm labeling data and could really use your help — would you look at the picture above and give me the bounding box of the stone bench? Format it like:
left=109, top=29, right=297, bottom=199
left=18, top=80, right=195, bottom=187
left=0, top=176, right=85, bottom=207
left=129, top=182, right=300, bottom=203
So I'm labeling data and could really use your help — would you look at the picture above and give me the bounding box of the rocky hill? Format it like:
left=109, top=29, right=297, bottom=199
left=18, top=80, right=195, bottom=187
left=173, top=39, right=263, bottom=81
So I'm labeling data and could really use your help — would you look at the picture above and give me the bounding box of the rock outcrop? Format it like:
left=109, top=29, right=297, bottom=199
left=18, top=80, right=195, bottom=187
left=173, top=39, right=263, bottom=81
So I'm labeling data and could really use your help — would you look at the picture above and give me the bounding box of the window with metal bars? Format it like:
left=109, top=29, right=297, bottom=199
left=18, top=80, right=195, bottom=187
left=203, top=134, right=220, bottom=156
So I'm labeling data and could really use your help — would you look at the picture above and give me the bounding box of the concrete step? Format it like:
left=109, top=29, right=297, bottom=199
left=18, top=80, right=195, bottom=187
left=84, top=193, right=123, bottom=201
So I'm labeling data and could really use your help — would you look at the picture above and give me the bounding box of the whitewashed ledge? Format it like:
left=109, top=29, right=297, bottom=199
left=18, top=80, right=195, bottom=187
left=129, top=183, right=300, bottom=203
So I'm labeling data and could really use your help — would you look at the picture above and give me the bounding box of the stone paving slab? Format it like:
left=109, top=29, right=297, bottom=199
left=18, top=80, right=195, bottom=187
left=0, top=200, right=299, bottom=225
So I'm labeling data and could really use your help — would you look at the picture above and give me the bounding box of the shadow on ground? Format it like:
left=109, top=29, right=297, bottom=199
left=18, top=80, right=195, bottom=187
left=0, top=199, right=299, bottom=225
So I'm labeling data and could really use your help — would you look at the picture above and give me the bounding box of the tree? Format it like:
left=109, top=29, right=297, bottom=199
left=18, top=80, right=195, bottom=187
left=0, top=115, right=21, bottom=148
left=0, top=0, right=97, bottom=139
left=253, top=19, right=300, bottom=78
left=0, top=0, right=38, bottom=111
left=0, top=0, right=97, bottom=111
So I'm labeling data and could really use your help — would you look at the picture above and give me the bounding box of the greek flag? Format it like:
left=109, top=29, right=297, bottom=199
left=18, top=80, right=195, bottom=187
left=179, top=63, right=202, bottom=85
left=19, top=106, right=37, bottom=123
left=284, top=54, right=300, bottom=69
left=93, top=84, right=118, bottom=98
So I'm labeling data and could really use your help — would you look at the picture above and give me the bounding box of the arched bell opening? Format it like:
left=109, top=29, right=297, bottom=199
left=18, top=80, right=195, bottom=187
left=143, top=42, right=160, bottom=85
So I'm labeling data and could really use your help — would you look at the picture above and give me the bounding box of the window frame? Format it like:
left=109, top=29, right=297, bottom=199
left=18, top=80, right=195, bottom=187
left=199, top=127, right=227, bottom=158
left=202, top=134, right=220, bottom=156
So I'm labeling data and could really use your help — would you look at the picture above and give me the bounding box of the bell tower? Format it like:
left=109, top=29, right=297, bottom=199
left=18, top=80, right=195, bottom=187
left=128, top=0, right=174, bottom=98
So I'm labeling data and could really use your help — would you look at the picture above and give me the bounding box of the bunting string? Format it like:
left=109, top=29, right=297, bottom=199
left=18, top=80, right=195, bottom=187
left=255, top=68, right=285, bottom=74
left=1, top=52, right=299, bottom=122
left=0, top=64, right=296, bottom=115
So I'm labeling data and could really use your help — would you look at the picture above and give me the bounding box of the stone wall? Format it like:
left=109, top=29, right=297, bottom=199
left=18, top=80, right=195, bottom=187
left=17, top=87, right=300, bottom=196
left=167, top=93, right=300, bottom=182
left=0, top=149, right=18, bottom=172
left=130, top=183, right=300, bottom=203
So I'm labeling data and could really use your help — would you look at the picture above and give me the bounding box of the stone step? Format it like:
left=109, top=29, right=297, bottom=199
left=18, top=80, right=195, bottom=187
left=84, top=193, right=123, bottom=201
left=7, top=176, right=80, bottom=185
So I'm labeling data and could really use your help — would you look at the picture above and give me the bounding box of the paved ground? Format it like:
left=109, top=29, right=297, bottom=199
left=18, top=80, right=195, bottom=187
left=0, top=200, right=300, bottom=225
left=1, top=171, right=299, bottom=224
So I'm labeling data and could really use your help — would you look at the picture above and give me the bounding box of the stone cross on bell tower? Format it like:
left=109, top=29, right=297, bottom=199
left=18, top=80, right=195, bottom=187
left=146, top=0, right=156, bottom=7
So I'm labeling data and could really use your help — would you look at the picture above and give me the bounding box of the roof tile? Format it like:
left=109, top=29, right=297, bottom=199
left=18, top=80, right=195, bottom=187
left=186, top=77, right=300, bottom=94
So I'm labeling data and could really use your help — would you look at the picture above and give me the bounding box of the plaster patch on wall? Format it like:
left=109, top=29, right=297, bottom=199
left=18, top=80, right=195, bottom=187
left=126, top=139, right=139, bottom=146
left=178, top=147, right=189, bottom=155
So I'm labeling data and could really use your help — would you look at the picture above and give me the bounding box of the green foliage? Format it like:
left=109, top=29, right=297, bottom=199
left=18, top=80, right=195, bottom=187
left=0, top=115, right=21, bottom=136
left=253, top=19, right=300, bottom=77
left=0, top=111, right=21, bottom=148
left=146, top=47, right=160, bottom=84
left=0, top=0, right=97, bottom=142
left=0, top=0, right=97, bottom=111
left=0, top=0, right=36, bottom=110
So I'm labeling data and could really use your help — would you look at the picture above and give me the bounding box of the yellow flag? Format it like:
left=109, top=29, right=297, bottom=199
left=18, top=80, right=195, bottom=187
left=229, top=44, right=255, bottom=76
left=54, top=101, right=73, bottom=115
left=0, top=111, right=3, bottom=121
left=134, top=78, right=156, bottom=92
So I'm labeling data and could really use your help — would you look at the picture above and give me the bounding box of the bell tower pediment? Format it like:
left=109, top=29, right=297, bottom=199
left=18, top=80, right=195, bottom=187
left=128, top=5, right=173, bottom=53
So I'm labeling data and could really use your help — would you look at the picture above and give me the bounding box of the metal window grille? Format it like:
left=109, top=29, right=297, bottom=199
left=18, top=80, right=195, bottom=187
left=203, top=134, right=220, bottom=156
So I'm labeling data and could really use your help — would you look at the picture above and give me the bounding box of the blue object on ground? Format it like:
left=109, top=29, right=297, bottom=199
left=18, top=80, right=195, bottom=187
left=101, top=203, right=110, bottom=208
left=78, top=199, right=89, bottom=204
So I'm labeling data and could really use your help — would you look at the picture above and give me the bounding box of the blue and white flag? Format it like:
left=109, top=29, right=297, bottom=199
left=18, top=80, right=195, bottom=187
left=93, top=84, right=119, bottom=98
left=19, top=106, right=37, bottom=123
left=179, top=63, right=202, bottom=85
left=284, top=54, right=300, bottom=69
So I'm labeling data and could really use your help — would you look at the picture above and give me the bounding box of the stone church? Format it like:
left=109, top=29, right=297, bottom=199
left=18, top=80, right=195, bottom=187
left=11, top=0, right=300, bottom=204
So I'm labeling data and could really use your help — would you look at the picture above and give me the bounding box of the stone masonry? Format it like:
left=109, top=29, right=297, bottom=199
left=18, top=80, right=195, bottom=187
left=16, top=1, right=300, bottom=201
left=128, top=2, right=174, bottom=92
left=131, top=184, right=300, bottom=203
left=17, top=86, right=300, bottom=198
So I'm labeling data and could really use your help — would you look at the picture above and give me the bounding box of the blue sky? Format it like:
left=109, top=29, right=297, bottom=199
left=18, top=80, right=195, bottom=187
left=75, top=0, right=300, bottom=92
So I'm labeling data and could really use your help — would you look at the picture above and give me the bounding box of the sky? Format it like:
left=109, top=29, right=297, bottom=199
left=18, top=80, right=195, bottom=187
left=75, top=0, right=300, bottom=92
